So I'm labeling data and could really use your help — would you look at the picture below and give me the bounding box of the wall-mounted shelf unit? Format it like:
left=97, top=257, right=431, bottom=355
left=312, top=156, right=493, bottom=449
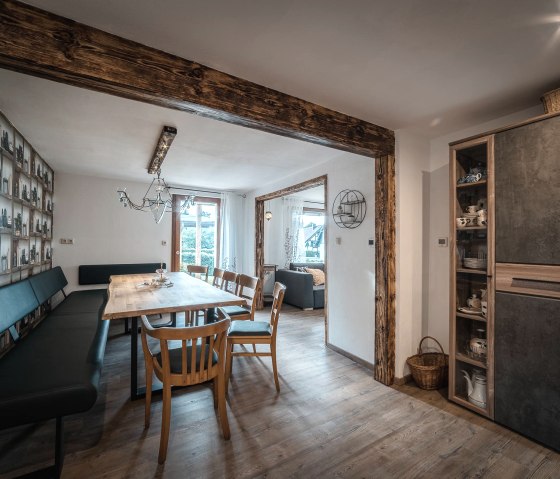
left=0, top=110, right=54, bottom=287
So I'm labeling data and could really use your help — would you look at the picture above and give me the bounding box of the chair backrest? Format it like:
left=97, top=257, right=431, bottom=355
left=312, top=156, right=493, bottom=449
left=270, top=282, right=287, bottom=336
left=212, top=267, right=225, bottom=288
left=221, top=271, right=238, bottom=294
left=187, top=265, right=209, bottom=282
left=236, top=274, right=262, bottom=319
left=140, top=316, right=230, bottom=386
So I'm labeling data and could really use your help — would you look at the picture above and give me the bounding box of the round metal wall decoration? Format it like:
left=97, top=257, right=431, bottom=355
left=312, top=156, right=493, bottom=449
left=332, top=189, right=366, bottom=229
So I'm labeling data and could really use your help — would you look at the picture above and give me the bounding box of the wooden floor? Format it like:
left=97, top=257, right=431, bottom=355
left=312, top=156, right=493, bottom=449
left=0, top=306, right=558, bottom=478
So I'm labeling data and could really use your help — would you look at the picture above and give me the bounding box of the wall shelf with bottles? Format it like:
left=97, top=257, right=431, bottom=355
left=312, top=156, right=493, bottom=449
left=0, top=110, right=54, bottom=287
left=449, top=136, right=495, bottom=420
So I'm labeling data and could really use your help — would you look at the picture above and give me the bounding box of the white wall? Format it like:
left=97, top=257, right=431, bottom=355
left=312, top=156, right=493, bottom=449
left=54, top=172, right=172, bottom=291
left=394, top=129, right=431, bottom=377
left=244, top=152, right=376, bottom=365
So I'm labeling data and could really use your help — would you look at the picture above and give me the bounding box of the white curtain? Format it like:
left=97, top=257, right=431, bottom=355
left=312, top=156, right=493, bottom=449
left=282, top=197, right=305, bottom=268
left=264, top=198, right=284, bottom=266
left=220, top=192, right=244, bottom=272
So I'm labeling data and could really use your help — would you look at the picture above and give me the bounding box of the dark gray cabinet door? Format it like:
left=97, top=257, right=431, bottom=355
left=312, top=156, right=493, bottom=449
left=495, top=116, right=560, bottom=265
left=495, top=292, right=560, bottom=451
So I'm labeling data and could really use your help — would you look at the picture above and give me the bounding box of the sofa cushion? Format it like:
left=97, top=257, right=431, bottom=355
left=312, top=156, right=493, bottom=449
left=0, top=280, right=39, bottom=333
left=290, top=262, right=324, bottom=271
left=28, top=266, right=68, bottom=305
left=0, top=290, right=109, bottom=429
left=220, top=305, right=250, bottom=317
left=305, top=267, right=325, bottom=286
left=78, top=263, right=166, bottom=285
left=228, top=320, right=272, bottom=336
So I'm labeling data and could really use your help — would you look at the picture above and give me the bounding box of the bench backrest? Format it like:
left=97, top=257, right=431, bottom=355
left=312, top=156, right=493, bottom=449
left=78, top=263, right=166, bottom=285
left=0, top=280, right=40, bottom=334
left=28, top=266, right=68, bottom=305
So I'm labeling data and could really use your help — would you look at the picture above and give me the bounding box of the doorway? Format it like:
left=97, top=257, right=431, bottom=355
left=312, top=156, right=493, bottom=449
left=255, top=175, right=328, bottom=340
left=171, top=196, right=222, bottom=273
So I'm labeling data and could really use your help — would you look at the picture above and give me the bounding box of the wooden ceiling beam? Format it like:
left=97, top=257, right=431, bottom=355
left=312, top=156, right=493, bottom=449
left=0, top=0, right=394, bottom=157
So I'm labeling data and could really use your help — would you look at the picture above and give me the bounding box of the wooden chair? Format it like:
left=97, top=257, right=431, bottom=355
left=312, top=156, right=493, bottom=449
left=221, top=270, right=238, bottom=294
left=212, top=267, right=225, bottom=288
left=187, top=264, right=209, bottom=282
left=225, top=282, right=286, bottom=394
left=140, top=316, right=231, bottom=464
left=219, top=274, right=261, bottom=321
left=186, top=265, right=210, bottom=323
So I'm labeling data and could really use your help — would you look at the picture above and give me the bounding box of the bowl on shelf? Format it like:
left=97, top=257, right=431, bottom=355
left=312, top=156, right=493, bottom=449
left=463, top=258, right=487, bottom=269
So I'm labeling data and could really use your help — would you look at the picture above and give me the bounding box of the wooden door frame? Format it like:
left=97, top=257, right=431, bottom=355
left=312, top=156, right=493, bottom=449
left=255, top=175, right=329, bottom=341
left=0, top=0, right=397, bottom=385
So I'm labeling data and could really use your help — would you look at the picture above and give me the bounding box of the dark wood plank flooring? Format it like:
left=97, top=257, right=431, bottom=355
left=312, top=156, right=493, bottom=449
left=0, top=306, right=558, bottom=478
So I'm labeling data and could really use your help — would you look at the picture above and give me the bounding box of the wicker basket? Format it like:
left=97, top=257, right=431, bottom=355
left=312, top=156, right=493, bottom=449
left=406, top=336, right=449, bottom=390
left=541, top=88, right=560, bottom=114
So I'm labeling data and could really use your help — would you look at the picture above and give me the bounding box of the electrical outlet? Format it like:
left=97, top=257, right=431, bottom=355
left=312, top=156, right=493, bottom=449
left=161, top=240, right=167, bottom=246
left=437, top=237, right=448, bottom=247
left=67, top=238, right=74, bottom=245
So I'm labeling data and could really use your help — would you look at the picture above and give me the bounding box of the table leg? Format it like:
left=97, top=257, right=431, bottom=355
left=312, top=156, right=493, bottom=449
left=130, top=315, right=166, bottom=401
left=131, top=316, right=139, bottom=400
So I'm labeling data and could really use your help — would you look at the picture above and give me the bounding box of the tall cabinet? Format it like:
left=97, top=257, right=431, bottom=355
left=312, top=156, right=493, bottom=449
left=450, top=112, right=560, bottom=451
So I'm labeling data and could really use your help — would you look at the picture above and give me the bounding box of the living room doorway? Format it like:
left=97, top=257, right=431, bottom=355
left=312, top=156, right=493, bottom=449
left=255, top=175, right=328, bottom=342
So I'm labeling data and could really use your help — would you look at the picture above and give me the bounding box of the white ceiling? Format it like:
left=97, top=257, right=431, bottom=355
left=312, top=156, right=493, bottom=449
left=2, top=0, right=560, bottom=190
left=0, top=69, right=356, bottom=191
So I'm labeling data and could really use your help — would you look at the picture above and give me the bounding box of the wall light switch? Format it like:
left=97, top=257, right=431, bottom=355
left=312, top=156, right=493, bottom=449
left=369, top=239, right=374, bottom=247
left=161, top=240, right=167, bottom=246
left=437, top=237, right=448, bottom=247
left=59, top=238, right=67, bottom=244
left=336, top=237, right=342, bottom=245
left=67, top=238, right=74, bottom=245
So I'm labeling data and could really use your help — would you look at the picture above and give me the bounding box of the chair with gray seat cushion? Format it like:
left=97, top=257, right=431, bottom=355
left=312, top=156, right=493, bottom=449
left=225, top=282, right=286, bottom=393
left=140, top=316, right=231, bottom=464
left=219, top=274, right=261, bottom=321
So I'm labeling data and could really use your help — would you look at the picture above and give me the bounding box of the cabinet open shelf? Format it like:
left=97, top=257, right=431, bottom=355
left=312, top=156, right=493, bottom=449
left=450, top=136, right=494, bottom=420
left=456, top=268, right=487, bottom=275
left=456, top=311, right=486, bottom=322
left=456, top=180, right=487, bottom=189
left=456, top=353, right=487, bottom=369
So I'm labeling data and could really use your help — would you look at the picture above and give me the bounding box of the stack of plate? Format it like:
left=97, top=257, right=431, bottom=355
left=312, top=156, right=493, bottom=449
left=463, top=213, right=478, bottom=225
left=463, top=257, right=487, bottom=269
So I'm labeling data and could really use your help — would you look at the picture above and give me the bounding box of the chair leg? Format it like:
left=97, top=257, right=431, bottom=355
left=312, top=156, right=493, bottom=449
left=217, top=371, right=231, bottom=440
left=252, top=344, right=257, bottom=354
left=158, top=386, right=172, bottom=464
left=145, top=361, right=153, bottom=428
left=271, top=343, right=280, bottom=392
left=225, top=342, right=233, bottom=395
left=212, top=377, right=219, bottom=409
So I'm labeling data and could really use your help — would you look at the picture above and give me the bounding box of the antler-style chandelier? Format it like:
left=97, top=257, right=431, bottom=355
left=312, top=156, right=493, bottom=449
left=117, top=126, right=195, bottom=223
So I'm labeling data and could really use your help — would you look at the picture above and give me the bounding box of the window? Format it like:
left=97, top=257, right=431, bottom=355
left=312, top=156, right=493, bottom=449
left=172, top=196, right=221, bottom=274
left=300, top=208, right=324, bottom=262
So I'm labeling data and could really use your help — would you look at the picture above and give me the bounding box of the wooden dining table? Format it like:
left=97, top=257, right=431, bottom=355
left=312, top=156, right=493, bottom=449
left=102, top=271, right=245, bottom=400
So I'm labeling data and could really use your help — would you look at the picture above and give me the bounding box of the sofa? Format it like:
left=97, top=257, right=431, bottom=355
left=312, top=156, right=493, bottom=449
left=0, top=262, right=164, bottom=477
left=275, top=262, right=325, bottom=310
left=0, top=267, right=109, bottom=478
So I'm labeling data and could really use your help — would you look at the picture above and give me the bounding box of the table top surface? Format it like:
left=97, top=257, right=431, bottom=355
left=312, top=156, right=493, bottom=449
left=102, top=271, right=244, bottom=320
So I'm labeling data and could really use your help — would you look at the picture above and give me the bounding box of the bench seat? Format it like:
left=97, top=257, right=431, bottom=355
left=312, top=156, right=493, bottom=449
left=0, top=289, right=108, bottom=429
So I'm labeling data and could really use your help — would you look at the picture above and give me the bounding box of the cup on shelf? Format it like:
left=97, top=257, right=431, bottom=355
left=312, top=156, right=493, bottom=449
left=481, top=300, right=488, bottom=318
left=456, top=217, right=469, bottom=228
left=466, top=205, right=479, bottom=214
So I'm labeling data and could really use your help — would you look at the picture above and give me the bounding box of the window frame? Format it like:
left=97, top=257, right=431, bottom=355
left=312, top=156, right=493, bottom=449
left=172, top=195, right=222, bottom=272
